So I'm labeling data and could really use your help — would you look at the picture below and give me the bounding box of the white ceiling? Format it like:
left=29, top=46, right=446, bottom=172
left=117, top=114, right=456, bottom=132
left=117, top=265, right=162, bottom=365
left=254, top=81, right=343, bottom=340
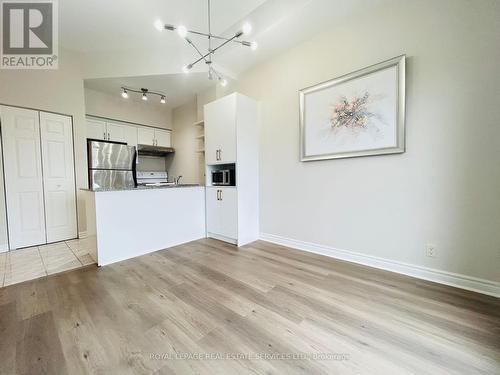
left=84, top=73, right=217, bottom=109
left=71, top=0, right=387, bottom=108
left=60, top=0, right=266, bottom=53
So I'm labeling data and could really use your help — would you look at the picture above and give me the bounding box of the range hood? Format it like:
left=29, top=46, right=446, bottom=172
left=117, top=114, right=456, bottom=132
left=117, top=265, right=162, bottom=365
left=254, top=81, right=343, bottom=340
left=137, top=144, right=175, bottom=157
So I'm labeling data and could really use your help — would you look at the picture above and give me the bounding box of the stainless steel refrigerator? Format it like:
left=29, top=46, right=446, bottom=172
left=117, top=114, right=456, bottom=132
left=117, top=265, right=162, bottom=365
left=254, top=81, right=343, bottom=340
left=87, top=140, right=137, bottom=190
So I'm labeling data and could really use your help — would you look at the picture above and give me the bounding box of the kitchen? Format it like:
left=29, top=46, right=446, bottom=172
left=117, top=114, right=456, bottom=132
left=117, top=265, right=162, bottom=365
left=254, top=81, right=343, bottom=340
left=84, top=91, right=259, bottom=266
left=0, top=76, right=259, bottom=284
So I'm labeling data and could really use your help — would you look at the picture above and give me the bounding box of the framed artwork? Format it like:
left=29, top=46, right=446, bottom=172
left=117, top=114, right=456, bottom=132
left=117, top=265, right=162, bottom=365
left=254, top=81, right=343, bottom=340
left=299, top=55, right=406, bottom=161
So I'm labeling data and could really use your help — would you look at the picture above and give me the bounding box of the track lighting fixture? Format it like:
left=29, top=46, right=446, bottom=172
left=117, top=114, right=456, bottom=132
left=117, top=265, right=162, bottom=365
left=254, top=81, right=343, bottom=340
left=156, top=0, right=258, bottom=84
left=120, top=87, right=167, bottom=104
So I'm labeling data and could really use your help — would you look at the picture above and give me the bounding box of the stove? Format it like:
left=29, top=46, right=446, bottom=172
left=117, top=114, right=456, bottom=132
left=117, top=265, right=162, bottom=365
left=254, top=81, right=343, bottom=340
left=136, top=171, right=174, bottom=186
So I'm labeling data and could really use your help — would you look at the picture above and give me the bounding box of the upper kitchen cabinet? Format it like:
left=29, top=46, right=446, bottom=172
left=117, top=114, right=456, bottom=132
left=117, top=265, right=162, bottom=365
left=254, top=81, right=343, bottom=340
left=204, top=94, right=237, bottom=164
left=155, top=129, right=171, bottom=148
left=137, top=127, right=155, bottom=146
left=86, top=118, right=106, bottom=140
left=86, top=117, right=171, bottom=149
left=138, top=127, right=172, bottom=147
left=86, top=118, right=138, bottom=146
left=106, top=122, right=138, bottom=148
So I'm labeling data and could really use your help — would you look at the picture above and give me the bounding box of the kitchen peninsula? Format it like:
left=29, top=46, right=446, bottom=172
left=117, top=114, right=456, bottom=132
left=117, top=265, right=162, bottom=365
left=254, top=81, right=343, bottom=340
left=83, top=185, right=205, bottom=266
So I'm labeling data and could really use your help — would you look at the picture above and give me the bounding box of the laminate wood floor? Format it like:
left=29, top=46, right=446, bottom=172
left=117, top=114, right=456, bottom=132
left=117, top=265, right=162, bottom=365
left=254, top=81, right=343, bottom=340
left=0, top=238, right=498, bottom=375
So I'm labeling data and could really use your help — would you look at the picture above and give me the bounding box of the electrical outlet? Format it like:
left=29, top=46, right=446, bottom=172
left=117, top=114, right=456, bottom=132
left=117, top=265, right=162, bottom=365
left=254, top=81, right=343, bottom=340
left=425, top=244, right=437, bottom=258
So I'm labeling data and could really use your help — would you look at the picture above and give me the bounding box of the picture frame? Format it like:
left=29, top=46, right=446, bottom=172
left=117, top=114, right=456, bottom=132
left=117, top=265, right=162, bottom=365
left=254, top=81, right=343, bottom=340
left=299, top=55, right=406, bottom=161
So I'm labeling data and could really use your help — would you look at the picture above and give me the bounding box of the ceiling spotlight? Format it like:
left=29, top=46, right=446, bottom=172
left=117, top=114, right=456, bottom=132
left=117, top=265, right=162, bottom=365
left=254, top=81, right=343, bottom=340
left=242, top=22, right=252, bottom=35
left=154, top=20, right=164, bottom=31
left=121, top=88, right=128, bottom=99
left=177, top=25, right=188, bottom=38
left=220, top=78, right=228, bottom=87
left=182, top=64, right=192, bottom=74
left=160, top=96, right=166, bottom=104
left=142, top=93, right=148, bottom=101
left=250, top=41, right=258, bottom=51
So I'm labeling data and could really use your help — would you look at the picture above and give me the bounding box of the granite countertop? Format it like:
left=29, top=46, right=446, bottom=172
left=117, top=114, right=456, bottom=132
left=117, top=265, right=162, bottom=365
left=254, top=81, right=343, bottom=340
left=81, top=184, right=202, bottom=192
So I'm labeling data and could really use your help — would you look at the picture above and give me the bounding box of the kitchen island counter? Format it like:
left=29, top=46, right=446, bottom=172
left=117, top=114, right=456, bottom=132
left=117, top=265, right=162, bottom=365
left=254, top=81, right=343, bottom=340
left=83, top=186, right=206, bottom=266
left=82, top=184, right=202, bottom=192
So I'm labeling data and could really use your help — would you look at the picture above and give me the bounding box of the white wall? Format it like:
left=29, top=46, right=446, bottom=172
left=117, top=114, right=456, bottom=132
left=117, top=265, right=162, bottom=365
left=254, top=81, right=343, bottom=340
left=84, top=88, right=172, bottom=129
left=0, top=48, right=88, bottom=241
left=167, top=99, right=204, bottom=184
left=235, top=0, right=500, bottom=282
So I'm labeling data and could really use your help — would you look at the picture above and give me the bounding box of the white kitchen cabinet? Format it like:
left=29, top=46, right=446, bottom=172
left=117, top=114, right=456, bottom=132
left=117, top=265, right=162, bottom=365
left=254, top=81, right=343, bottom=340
left=138, top=127, right=171, bottom=147
left=86, top=119, right=106, bottom=140
left=107, top=122, right=137, bottom=147
left=155, top=129, right=171, bottom=148
left=204, top=93, right=259, bottom=246
left=137, top=127, right=155, bottom=146
left=206, top=187, right=238, bottom=242
left=87, top=118, right=170, bottom=149
left=204, top=94, right=236, bottom=164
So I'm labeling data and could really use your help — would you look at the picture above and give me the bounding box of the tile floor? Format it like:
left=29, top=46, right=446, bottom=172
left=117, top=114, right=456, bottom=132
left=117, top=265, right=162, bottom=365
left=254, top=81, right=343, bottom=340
left=0, top=237, right=96, bottom=287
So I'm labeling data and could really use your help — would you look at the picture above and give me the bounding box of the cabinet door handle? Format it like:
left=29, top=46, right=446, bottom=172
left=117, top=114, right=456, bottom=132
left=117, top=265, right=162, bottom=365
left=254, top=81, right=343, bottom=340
left=216, top=190, right=220, bottom=200
left=219, top=189, right=223, bottom=201
left=103, top=132, right=106, bottom=140
left=219, top=149, right=222, bottom=161
left=108, top=133, right=110, bottom=140
left=215, top=150, right=219, bottom=161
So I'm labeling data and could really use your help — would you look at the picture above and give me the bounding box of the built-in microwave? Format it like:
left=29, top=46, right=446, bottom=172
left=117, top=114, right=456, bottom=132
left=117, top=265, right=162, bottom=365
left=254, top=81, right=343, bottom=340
left=211, top=169, right=235, bottom=186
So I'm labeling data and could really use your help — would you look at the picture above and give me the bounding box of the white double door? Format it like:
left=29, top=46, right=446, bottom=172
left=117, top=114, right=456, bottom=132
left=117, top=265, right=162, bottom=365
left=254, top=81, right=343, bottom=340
left=0, top=106, right=77, bottom=249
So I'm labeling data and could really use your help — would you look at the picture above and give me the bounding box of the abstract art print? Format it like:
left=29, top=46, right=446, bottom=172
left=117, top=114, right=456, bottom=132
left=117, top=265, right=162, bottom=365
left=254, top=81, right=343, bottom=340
left=299, top=55, right=405, bottom=161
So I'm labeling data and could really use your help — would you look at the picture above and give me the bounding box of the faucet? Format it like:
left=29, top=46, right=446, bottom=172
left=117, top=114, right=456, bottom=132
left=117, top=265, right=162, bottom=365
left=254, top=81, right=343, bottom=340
left=175, top=176, right=183, bottom=185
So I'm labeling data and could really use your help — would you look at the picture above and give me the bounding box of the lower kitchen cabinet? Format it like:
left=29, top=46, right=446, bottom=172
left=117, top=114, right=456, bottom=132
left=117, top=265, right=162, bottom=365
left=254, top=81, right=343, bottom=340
left=206, top=187, right=238, bottom=243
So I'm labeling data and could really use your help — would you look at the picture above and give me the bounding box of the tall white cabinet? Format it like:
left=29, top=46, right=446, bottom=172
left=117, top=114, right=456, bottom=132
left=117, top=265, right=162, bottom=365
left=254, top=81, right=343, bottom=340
left=204, top=93, right=259, bottom=246
left=0, top=105, right=77, bottom=249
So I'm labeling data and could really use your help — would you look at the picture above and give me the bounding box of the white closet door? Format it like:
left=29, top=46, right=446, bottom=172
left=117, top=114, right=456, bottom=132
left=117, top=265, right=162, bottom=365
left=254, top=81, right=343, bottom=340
left=40, top=112, right=78, bottom=243
left=0, top=106, right=46, bottom=248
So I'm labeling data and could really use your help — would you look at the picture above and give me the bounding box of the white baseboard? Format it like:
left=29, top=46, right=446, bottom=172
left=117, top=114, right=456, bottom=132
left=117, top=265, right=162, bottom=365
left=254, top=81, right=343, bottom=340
left=260, top=233, right=500, bottom=298
left=79, top=231, right=88, bottom=239
left=207, top=232, right=237, bottom=245
left=0, top=244, right=8, bottom=253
